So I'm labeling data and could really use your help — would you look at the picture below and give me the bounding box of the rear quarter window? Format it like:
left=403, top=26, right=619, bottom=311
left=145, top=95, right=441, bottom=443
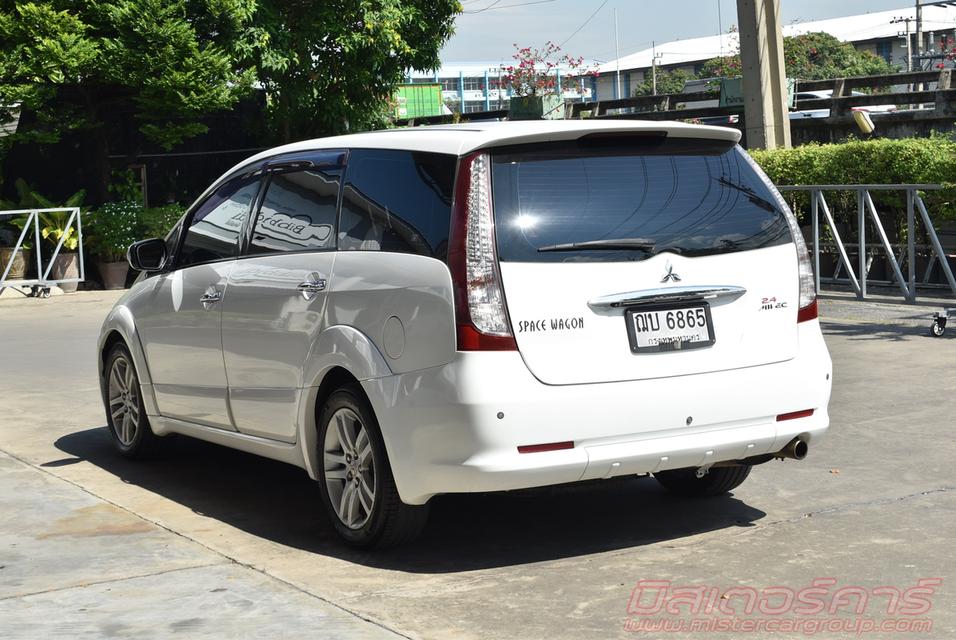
left=339, top=149, right=455, bottom=262
left=491, top=140, right=791, bottom=263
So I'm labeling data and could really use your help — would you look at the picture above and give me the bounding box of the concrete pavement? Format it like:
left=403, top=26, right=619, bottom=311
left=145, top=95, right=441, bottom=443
left=0, top=290, right=953, bottom=638
left=0, top=451, right=400, bottom=639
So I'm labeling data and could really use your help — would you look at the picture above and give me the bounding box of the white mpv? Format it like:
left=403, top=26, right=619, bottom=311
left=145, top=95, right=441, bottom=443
left=99, top=121, right=832, bottom=548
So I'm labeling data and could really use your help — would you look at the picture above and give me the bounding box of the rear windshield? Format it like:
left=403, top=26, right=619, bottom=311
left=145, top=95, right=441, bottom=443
left=491, top=139, right=792, bottom=263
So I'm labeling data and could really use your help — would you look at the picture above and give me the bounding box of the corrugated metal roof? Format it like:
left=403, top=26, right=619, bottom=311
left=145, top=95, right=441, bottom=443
left=599, top=6, right=956, bottom=74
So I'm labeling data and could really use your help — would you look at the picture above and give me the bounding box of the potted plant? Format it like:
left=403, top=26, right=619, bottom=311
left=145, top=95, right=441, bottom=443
left=501, top=41, right=595, bottom=120
left=87, top=201, right=141, bottom=289
left=0, top=221, right=32, bottom=281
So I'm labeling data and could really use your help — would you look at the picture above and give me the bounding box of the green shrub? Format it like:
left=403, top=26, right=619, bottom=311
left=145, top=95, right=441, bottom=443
left=86, top=201, right=141, bottom=262
left=751, top=136, right=956, bottom=227
left=79, top=201, right=186, bottom=263
left=140, top=204, right=186, bottom=240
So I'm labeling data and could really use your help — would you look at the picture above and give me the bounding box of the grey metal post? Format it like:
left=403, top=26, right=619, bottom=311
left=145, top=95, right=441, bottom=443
left=0, top=211, right=35, bottom=283
left=41, top=209, right=73, bottom=281
left=864, top=191, right=911, bottom=299
left=907, top=188, right=916, bottom=301
left=484, top=69, right=491, bottom=111
left=858, top=190, right=867, bottom=299
left=811, top=189, right=821, bottom=294
left=33, top=209, right=42, bottom=278
left=76, top=207, right=85, bottom=283
left=818, top=193, right=862, bottom=296
left=916, top=195, right=956, bottom=297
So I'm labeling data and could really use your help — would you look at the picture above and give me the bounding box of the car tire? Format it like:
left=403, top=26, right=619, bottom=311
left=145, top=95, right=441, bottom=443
left=317, top=384, right=429, bottom=548
left=653, top=464, right=752, bottom=497
left=104, top=343, right=162, bottom=458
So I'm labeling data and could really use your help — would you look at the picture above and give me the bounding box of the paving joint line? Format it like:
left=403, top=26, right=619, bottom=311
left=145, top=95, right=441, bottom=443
left=746, top=486, right=956, bottom=531
left=0, top=563, right=223, bottom=602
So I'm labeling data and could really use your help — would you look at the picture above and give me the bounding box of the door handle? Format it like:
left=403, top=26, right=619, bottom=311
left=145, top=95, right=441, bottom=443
left=297, top=274, right=327, bottom=300
left=200, top=290, right=222, bottom=306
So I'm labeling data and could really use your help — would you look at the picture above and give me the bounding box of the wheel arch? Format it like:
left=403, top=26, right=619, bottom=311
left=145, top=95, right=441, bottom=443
left=297, top=325, right=393, bottom=480
left=98, top=306, right=159, bottom=416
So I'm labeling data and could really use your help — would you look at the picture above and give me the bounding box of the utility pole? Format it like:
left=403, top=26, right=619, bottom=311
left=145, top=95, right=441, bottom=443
left=614, top=8, right=622, bottom=99
left=717, top=0, right=724, bottom=55
left=497, top=65, right=503, bottom=109
left=916, top=0, right=924, bottom=64
left=737, top=0, right=790, bottom=149
left=892, top=16, right=915, bottom=72
left=651, top=42, right=658, bottom=95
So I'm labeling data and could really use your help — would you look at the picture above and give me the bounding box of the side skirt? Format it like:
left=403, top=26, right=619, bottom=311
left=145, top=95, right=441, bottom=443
left=150, top=415, right=307, bottom=470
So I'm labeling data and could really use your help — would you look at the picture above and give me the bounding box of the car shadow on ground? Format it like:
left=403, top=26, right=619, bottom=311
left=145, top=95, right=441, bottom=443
left=54, top=426, right=765, bottom=573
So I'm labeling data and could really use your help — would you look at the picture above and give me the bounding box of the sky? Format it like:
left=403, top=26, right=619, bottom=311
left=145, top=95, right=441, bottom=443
left=441, top=0, right=913, bottom=64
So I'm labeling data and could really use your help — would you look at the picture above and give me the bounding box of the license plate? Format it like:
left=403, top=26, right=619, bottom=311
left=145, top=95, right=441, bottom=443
left=625, top=303, right=715, bottom=353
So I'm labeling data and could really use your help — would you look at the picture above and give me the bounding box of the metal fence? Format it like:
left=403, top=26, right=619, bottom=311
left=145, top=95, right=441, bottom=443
left=0, top=207, right=85, bottom=297
left=777, top=185, right=956, bottom=302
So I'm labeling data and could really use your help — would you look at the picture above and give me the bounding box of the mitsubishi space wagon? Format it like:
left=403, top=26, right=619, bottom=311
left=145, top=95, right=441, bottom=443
left=98, top=121, right=832, bottom=548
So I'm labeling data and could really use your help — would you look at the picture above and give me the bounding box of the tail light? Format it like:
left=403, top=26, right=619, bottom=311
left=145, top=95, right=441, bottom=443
left=741, top=152, right=818, bottom=323
left=448, top=152, right=517, bottom=350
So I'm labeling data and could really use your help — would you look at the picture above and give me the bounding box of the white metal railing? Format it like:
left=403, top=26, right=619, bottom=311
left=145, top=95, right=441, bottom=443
left=0, top=207, right=85, bottom=296
left=777, top=185, right=956, bottom=302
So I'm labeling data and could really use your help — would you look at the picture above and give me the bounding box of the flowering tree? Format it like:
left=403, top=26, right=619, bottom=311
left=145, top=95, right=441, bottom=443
left=934, top=34, right=956, bottom=69
left=500, top=41, right=596, bottom=96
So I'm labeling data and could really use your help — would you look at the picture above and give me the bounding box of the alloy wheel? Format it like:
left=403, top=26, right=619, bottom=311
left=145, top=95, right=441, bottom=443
left=107, top=355, right=140, bottom=446
left=323, top=407, right=376, bottom=529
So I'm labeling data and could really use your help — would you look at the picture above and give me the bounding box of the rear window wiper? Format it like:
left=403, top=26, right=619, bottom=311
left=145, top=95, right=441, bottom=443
left=537, top=238, right=656, bottom=253
left=716, top=176, right=778, bottom=214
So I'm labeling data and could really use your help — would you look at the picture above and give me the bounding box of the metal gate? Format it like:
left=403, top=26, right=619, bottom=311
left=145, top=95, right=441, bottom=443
left=777, top=185, right=956, bottom=302
left=0, top=207, right=85, bottom=297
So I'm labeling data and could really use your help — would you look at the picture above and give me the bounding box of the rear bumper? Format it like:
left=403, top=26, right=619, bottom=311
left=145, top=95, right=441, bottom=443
left=363, top=320, right=832, bottom=505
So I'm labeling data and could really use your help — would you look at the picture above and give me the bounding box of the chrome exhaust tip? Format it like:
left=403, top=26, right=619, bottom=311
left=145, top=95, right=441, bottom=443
left=777, top=437, right=809, bottom=461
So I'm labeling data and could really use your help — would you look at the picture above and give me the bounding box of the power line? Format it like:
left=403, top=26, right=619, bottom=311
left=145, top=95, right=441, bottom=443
left=464, top=0, right=503, bottom=13
left=463, top=0, right=557, bottom=13
left=558, top=0, right=610, bottom=48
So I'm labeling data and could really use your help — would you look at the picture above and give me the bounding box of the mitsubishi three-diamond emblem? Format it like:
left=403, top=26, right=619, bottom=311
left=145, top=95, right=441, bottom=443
left=661, top=262, right=681, bottom=283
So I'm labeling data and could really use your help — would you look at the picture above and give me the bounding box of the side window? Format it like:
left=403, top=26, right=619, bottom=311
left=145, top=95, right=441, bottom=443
left=339, top=149, right=455, bottom=262
left=178, top=176, right=259, bottom=268
left=249, top=167, right=340, bottom=254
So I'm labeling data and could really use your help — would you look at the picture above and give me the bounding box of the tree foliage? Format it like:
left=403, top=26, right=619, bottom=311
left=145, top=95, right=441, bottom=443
left=632, top=68, right=694, bottom=97
left=699, top=32, right=897, bottom=81
left=0, top=0, right=256, bottom=151
left=1, top=1, right=462, bottom=201
left=245, top=0, right=460, bottom=141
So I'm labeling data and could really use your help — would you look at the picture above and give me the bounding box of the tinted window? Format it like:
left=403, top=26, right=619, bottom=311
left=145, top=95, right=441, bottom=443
left=339, top=149, right=455, bottom=261
left=249, top=168, right=340, bottom=254
left=179, top=177, right=259, bottom=268
left=491, top=142, right=791, bottom=263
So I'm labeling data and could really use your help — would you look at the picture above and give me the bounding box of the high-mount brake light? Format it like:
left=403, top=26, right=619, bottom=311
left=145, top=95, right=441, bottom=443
left=448, top=152, right=517, bottom=351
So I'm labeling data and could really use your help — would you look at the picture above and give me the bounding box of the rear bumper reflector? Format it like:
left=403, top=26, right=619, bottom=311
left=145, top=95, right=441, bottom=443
left=777, top=408, right=815, bottom=422
left=517, top=441, right=575, bottom=454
